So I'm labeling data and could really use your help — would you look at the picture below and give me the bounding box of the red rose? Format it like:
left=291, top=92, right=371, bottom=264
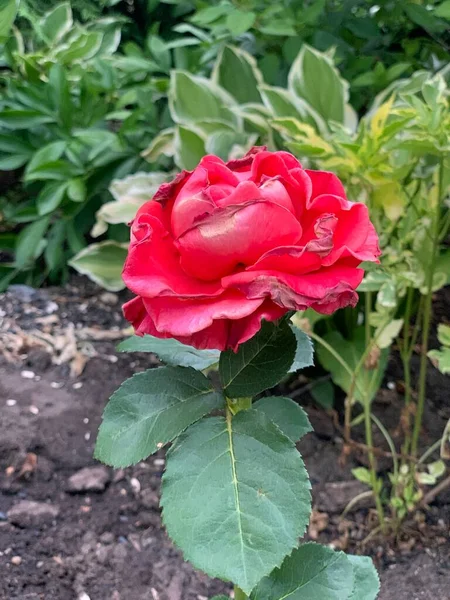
left=123, top=147, right=380, bottom=351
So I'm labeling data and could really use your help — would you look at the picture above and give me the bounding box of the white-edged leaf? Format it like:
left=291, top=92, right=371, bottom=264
left=169, top=70, right=240, bottom=129
left=212, top=45, right=262, bottom=104
left=288, top=44, right=348, bottom=124
left=175, top=124, right=206, bottom=170
left=68, top=241, right=127, bottom=291
left=39, top=2, right=73, bottom=45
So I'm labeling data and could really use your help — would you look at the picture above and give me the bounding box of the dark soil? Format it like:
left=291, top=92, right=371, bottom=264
left=0, top=278, right=449, bottom=600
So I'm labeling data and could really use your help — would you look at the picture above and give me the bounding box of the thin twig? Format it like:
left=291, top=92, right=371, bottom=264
left=421, top=474, right=450, bottom=507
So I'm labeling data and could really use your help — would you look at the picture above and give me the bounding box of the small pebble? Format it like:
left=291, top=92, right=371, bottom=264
left=36, top=561, right=43, bottom=568
left=29, top=405, right=39, bottom=415
left=130, top=477, right=141, bottom=494
left=21, top=370, right=35, bottom=379
left=51, top=382, right=63, bottom=389
left=6, top=399, right=17, bottom=407
left=387, top=381, right=395, bottom=390
left=11, top=556, right=22, bottom=566
left=73, top=382, right=83, bottom=390
left=78, top=593, right=91, bottom=600
left=84, top=432, right=91, bottom=441
left=107, top=355, right=118, bottom=363
left=100, top=292, right=118, bottom=305
left=83, top=418, right=89, bottom=424
left=153, top=458, right=165, bottom=467
left=45, top=301, right=58, bottom=314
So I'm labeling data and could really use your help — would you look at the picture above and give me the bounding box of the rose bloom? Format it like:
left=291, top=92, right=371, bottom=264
left=123, top=147, right=380, bottom=351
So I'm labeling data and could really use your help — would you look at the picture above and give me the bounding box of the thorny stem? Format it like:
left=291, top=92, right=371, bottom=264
left=308, top=331, right=362, bottom=443
left=411, top=158, right=444, bottom=457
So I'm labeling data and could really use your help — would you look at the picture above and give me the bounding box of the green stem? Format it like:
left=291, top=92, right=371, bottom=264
left=411, top=159, right=443, bottom=457
left=364, top=396, right=387, bottom=534
left=365, top=291, right=372, bottom=348
left=400, top=287, right=415, bottom=459
left=234, top=586, right=248, bottom=600
left=361, top=301, right=387, bottom=534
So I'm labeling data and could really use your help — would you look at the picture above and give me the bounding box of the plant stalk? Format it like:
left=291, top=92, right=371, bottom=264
left=411, top=159, right=443, bottom=457
left=363, top=396, right=387, bottom=534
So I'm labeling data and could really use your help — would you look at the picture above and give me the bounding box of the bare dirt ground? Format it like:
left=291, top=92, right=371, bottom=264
left=0, top=278, right=449, bottom=600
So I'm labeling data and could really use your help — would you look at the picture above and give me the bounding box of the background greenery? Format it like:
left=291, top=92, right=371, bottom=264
left=0, top=0, right=449, bottom=534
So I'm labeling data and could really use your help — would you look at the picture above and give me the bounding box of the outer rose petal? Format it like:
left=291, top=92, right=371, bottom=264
left=123, top=296, right=229, bottom=350
left=176, top=200, right=302, bottom=281
left=142, top=291, right=264, bottom=337
left=123, top=211, right=222, bottom=298
left=222, top=265, right=364, bottom=312
left=123, top=295, right=286, bottom=351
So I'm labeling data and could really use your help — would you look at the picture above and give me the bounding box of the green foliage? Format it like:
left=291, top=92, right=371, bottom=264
left=219, top=320, right=297, bottom=398
left=253, top=396, right=312, bottom=443
left=316, top=328, right=389, bottom=405
left=118, top=335, right=220, bottom=370
left=93, top=299, right=381, bottom=597
left=95, top=366, right=224, bottom=467
left=428, top=324, right=450, bottom=375
left=0, top=0, right=19, bottom=42
left=250, top=543, right=351, bottom=600
left=161, top=410, right=311, bottom=594
left=68, top=241, right=128, bottom=291
left=347, top=555, right=380, bottom=600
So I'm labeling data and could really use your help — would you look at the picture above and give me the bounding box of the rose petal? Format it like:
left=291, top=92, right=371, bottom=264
left=215, top=180, right=261, bottom=209
left=222, top=265, right=364, bottom=311
left=322, top=203, right=379, bottom=266
left=123, top=213, right=222, bottom=298
left=259, top=178, right=295, bottom=214
left=247, top=245, right=322, bottom=275
left=251, top=151, right=300, bottom=183
left=123, top=296, right=229, bottom=350
left=170, top=167, right=214, bottom=237
left=176, top=200, right=303, bottom=280
left=143, top=291, right=264, bottom=337
left=199, top=155, right=240, bottom=186
left=306, top=169, right=347, bottom=201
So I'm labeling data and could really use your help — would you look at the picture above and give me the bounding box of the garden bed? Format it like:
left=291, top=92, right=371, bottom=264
left=0, top=277, right=449, bottom=600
